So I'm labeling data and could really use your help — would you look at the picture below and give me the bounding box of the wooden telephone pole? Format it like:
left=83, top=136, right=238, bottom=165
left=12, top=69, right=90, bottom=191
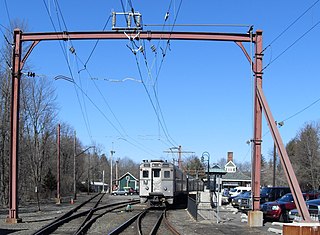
left=164, top=145, right=194, bottom=169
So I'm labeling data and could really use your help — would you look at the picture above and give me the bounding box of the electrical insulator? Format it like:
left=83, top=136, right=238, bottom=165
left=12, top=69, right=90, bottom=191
left=69, top=46, right=75, bottom=54
left=127, top=14, right=131, bottom=28
left=136, top=14, right=141, bottom=28
left=164, top=12, right=169, bottom=21
left=27, top=72, right=35, bottom=77
left=151, top=45, right=156, bottom=53
left=112, top=12, right=116, bottom=28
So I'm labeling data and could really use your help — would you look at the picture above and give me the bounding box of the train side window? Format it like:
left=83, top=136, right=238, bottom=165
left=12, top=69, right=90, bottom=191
left=164, top=171, right=170, bottom=178
left=153, top=169, right=160, bottom=178
left=143, top=170, right=149, bottom=178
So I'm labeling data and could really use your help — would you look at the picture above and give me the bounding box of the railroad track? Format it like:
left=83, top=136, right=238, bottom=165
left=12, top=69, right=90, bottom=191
left=33, top=193, right=139, bottom=235
left=109, top=207, right=180, bottom=235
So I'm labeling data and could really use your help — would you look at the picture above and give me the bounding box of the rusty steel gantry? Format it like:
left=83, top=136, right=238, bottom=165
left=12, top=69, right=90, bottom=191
left=7, top=28, right=312, bottom=223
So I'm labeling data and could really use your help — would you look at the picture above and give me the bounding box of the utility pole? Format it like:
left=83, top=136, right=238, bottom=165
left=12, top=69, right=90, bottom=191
left=73, top=131, right=76, bottom=200
left=116, top=160, right=119, bottom=187
left=56, top=124, right=61, bottom=204
left=164, top=145, right=194, bottom=169
left=273, top=143, right=276, bottom=187
left=87, top=151, right=90, bottom=194
left=110, top=146, right=115, bottom=193
left=102, top=170, right=105, bottom=193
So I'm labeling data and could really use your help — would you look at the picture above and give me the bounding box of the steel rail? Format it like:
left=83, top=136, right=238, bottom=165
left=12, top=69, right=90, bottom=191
left=163, top=209, right=181, bottom=235
left=137, top=207, right=149, bottom=235
left=149, top=210, right=164, bottom=235
left=74, top=193, right=105, bottom=234
left=108, top=207, right=148, bottom=235
left=33, top=198, right=139, bottom=235
left=32, top=193, right=101, bottom=235
left=75, top=201, right=140, bottom=235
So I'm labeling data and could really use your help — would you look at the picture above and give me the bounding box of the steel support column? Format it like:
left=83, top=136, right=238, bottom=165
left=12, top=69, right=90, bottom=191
left=6, top=29, right=23, bottom=223
left=252, top=30, right=263, bottom=211
left=257, top=86, right=312, bottom=222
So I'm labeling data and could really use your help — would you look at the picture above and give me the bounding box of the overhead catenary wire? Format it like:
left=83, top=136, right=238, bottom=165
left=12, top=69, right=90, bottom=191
left=3, top=0, right=12, bottom=28
left=137, top=0, right=183, bottom=147
left=54, top=74, right=159, bottom=157
left=262, top=19, right=320, bottom=71
left=82, top=15, right=111, bottom=69
left=130, top=45, right=177, bottom=147
left=0, top=23, right=12, bottom=34
left=128, top=37, right=179, bottom=147
left=43, top=0, right=161, bottom=157
left=136, top=39, right=176, bottom=145
left=43, top=0, right=94, bottom=143
left=122, top=0, right=180, bottom=147
left=53, top=0, right=95, bottom=144
left=261, top=94, right=320, bottom=139
left=0, top=24, right=13, bottom=46
left=262, top=0, right=320, bottom=53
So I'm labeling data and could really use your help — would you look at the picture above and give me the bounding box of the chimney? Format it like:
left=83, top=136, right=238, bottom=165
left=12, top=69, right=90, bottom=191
left=227, top=152, right=233, bottom=162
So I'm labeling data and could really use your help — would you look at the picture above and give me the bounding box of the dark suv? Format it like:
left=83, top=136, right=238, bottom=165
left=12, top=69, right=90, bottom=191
left=260, top=187, right=291, bottom=204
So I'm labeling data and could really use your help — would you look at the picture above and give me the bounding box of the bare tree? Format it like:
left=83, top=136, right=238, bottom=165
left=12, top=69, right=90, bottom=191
left=290, top=122, right=320, bottom=191
left=20, top=76, right=57, bottom=210
left=0, top=52, right=11, bottom=206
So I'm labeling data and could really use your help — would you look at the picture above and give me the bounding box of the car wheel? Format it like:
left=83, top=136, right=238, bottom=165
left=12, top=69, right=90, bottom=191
left=279, top=211, right=289, bottom=223
left=125, top=193, right=128, bottom=196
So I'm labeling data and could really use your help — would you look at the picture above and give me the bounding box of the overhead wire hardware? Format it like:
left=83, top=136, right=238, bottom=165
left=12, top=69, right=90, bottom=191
left=112, top=11, right=142, bottom=30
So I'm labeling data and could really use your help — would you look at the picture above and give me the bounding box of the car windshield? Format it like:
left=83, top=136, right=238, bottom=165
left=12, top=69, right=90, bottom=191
left=278, top=194, right=293, bottom=202
left=242, top=191, right=251, bottom=197
left=261, top=187, right=271, bottom=195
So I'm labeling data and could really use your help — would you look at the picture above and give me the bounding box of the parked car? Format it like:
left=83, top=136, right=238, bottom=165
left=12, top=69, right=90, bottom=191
left=260, top=193, right=308, bottom=222
left=289, top=198, right=320, bottom=222
left=229, top=186, right=251, bottom=197
left=123, top=187, right=137, bottom=195
left=239, top=191, right=252, bottom=211
left=112, top=189, right=129, bottom=196
left=260, top=187, right=291, bottom=204
left=231, top=191, right=251, bottom=208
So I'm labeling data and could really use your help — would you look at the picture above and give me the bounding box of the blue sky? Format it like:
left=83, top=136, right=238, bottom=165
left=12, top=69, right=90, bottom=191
left=1, top=1, right=320, bottom=165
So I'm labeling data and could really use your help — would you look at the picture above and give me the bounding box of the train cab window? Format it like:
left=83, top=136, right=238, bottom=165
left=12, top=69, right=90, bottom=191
left=153, top=169, right=160, bottom=178
left=164, top=171, right=170, bottom=178
left=142, top=170, right=149, bottom=178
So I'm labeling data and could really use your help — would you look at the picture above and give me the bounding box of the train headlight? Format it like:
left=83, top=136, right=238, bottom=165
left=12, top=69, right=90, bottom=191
left=163, top=187, right=167, bottom=191
left=145, top=186, right=149, bottom=190
left=144, top=180, right=148, bottom=185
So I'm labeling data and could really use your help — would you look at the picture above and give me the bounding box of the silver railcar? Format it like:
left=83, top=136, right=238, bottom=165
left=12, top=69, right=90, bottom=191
left=139, top=159, right=187, bottom=206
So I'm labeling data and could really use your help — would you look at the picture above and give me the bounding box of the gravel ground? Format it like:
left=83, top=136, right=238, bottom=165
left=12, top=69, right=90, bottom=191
left=167, top=208, right=271, bottom=235
left=0, top=194, right=277, bottom=235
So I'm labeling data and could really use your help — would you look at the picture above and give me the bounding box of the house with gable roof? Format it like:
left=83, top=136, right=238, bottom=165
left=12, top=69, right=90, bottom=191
left=221, top=152, right=251, bottom=189
left=117, top=172, right=139, bottom=191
